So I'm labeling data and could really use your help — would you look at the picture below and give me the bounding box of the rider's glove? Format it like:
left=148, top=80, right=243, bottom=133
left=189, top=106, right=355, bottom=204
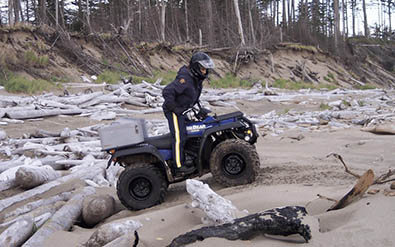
left=196, top=107, right=211, bottom=120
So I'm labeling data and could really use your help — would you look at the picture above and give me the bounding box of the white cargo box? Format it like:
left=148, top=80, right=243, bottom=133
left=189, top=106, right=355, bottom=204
left=99, top=119, right=146, bottom=150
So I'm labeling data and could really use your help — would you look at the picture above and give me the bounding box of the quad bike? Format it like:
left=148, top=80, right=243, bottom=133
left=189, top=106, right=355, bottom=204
left=100, top=106, right=260, bottom=210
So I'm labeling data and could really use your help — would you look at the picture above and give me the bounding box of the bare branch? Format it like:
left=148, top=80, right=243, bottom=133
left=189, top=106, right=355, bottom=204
left=326, top=153, right=361, bottom=179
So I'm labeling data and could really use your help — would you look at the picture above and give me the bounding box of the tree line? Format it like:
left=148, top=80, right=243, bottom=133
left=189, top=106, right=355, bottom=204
left=1, top=0, right=394, bottom=52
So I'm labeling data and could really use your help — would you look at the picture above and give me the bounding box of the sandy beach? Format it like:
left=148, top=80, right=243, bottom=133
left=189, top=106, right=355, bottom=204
left=42, top=126, right=395, bottom=247
left=1, top=88, right=394, bottom=247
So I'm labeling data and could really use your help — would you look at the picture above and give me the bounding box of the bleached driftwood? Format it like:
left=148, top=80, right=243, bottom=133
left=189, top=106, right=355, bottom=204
left=0, top=201, right=64, bottom=230
left=0, top=157, right=26, bottom=173
left=60, top=92, right=104, bottom=106
left=3, top=191, right=72, bottom=220
left=169, top=206, right=312, bottom=247
left=84, top=220, right=142, bottom=247
left=0, top=180, right=17, bottom=192
left=15, top=165, right=62, bottom=189
left=0, top=128, right=6, bottom=140
left=0, top=161, right=45, bottom=191
left=186, top=179, right=241, bottom=225
left=22, top=187, right=96, bottom=247
left=102, top=232, right=139, bottom=247
left=361, top=124, right=395, bottom=135
left=0, top=217, right=34, bottom=247
left=0, top=164, right=105, bottom=213
left=6, top=108, right=83, bottom=120
left=82, top=194, right=115, bottom=227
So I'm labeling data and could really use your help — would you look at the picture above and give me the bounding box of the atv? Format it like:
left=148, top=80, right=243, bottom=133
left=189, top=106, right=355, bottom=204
left=100, top=106, right=260, bottom=210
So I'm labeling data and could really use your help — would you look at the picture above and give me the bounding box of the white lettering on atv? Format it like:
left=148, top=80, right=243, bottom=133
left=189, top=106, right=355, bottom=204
left=187, top=124, right=207, bottom=132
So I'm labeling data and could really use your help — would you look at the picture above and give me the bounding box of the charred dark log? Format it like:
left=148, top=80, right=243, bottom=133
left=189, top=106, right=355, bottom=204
left=168, top=206, right=311, bottom=247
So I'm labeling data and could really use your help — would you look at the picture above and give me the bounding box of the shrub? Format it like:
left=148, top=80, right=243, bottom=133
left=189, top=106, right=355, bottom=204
left=319, top=103, right=331, bottom=110
left=24, top=51, right=49, bottom=68
left=96, top=70, right=128, bottom=84
left=356, top=83, right=376, bottom=90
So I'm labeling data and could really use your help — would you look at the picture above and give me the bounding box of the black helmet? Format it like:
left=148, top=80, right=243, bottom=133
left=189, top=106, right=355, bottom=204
left=189, top=52, right=215, bottom=80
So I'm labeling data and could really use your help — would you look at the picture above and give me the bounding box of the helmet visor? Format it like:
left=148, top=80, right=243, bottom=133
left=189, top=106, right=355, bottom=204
left=198, top=58, right=215, bottom=69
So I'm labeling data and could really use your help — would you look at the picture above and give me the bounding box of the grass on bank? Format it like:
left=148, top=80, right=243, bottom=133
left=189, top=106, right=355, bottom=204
left=0, top=73, right=57, bottom=94
left=272, top=78, right=337, bottom=90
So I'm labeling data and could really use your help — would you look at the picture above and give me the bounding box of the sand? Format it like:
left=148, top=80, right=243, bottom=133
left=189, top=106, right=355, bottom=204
left=39, top=125, right=395, bottom=247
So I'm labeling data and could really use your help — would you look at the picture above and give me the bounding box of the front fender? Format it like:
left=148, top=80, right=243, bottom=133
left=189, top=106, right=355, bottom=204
left=197, top=122, right=244, bottom=175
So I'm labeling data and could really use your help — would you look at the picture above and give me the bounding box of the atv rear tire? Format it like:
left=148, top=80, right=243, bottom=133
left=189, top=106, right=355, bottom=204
left=117, top=164, right=167, bottom=210
left=210, top=139, right=260, bottom=187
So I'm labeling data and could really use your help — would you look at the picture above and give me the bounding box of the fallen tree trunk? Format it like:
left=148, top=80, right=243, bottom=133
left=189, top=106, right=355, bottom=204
left=15, top=165, right=62, bottom=189
left=82, top=194, right=115, bottom=227
left=6, top=108, right=84, bottom=120
left=168, top=206, right=312, bottom=247
left=0, top=217, right=34, bottom=247
left=84, top=219, right=142, bottom=247
left=22, top=186, right=96, bottom=247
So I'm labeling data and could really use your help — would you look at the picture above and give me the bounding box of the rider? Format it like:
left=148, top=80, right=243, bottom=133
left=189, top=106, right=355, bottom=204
left=162, top=52, right=215, bottom=175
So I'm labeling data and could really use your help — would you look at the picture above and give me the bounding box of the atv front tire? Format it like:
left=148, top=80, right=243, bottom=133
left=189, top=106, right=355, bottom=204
left=117, top=164, right=167, bottom=210
left=210, top=139, right=260, bottom=186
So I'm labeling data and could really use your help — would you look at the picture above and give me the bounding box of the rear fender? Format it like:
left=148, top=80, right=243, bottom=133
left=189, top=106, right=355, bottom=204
left=108, top=145, right=175, bottom=183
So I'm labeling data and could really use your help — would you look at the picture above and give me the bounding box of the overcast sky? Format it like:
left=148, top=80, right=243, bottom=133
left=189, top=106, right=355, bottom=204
left=0, top=0, right=394, bottom=35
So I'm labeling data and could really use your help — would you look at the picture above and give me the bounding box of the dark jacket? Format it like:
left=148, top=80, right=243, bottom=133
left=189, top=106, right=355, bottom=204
left=162, top=65, right=203, bottom=115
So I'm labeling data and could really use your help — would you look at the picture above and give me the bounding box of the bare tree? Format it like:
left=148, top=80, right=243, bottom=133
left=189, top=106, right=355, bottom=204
left=362, top=0, right=369, bottom=36
left=184, top=0, right=189, bottom=42
left=233, top=0, right=245, bottom=46
left=248, top=0, right=256, bottom=46
left=351, top=0, right=357, bottom=36
left=158, top=0, right=166, bottom=41
left=8, top=0, right=14, bottom=25
left=86, top=0, right=91, bottom=33
left=334, top=0, right=340, bottom=49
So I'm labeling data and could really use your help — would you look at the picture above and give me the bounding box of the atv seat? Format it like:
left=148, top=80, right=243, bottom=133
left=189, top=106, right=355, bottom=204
left=215, top=111, right=243, bottom=121
left=145, top=133, right=173, bottom=149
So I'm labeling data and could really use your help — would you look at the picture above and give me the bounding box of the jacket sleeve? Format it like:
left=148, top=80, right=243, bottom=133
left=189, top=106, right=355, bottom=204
left=162, top=78, right=187, bottom=112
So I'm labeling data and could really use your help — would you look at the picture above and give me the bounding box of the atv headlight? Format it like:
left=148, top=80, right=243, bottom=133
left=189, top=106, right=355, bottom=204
left=244, top=135, right=251, bottom=141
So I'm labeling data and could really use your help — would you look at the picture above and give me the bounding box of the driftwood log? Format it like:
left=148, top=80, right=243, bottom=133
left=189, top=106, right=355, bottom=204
left=22, top=187, right=96, bottom=247
left=327, top=169, right=374, bottom=211
left=361, top=124, right=395, bottom=135
left=168, top=206, right=311, bottom=247
left=3, top=191, right=72, bottom=220
left=82, top=194, right=115, bottom=227
left=320, top=153, right=395, bottom=211
left=186, top=179, right=240, bottom=224
left=0, top=217, right=34, bottom=247
left=0, top=201, right=65, bottom=230
left=15, top=165, right=61, bottom=189
left=83, top=220, right=142, bottom=247
left=0, top=165, right=104, bottom=213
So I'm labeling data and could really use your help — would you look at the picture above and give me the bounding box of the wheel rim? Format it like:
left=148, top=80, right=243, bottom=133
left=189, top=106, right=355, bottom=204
left=222, top=154, right=245, bottom=176
left=129, top=177, right=152, bottom=200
